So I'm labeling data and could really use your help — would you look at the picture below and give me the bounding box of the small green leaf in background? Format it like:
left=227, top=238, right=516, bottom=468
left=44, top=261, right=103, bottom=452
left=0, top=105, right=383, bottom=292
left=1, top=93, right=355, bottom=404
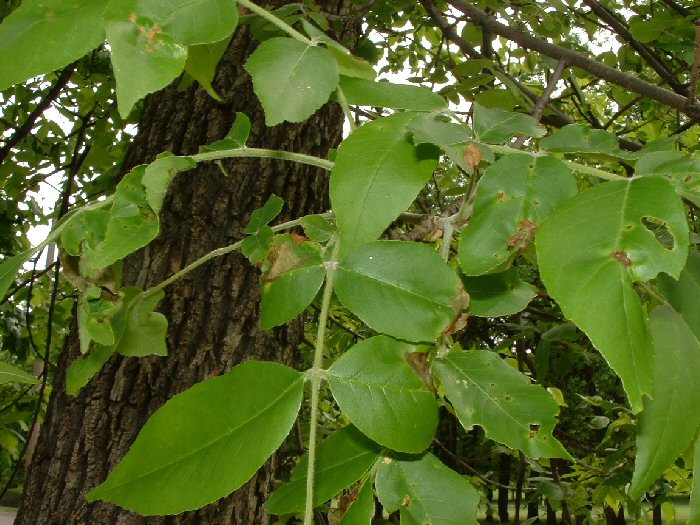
left=635, top=150, right=700, bottom=207
left=629, top=305, right=700, bottom=499
left=658, top=249, right=700, bottom=339
left=260, top=249, right=325, bottom=329
left=473, top=103, right=546, bottom=144
left=301, top=215, right=335, bottom=242
left=85, top=166, right=159, bottom=271
left=330, top=113, right=439, bottom=255
left=338, top=76, right=446, bottom=110
left=540, top=124, right=627, bottom=158
left=334, top=241, right=460, bottom=341
left=689, top=437, right=700, bottom=525
left=462, top=269, right=537, bottom=317
left=66, top=344, right=115, bottom=395
left=87, top=361, right=304, bottom=515
left=244, top=194, right=284, bottom=234
left=184, top=36, right=232, bottom=101
left=375, top=453, right=480, bottom=525
left=143, top=153, right=196, bottom=213
left=433, top=349, right=570, bottom=458
left=265, top=425, right=381, bottom=515
left=327, top=335, right=438, bottom=453
left=536, top=177, right=689, bottom=412
left=201, top=112, right=252, bottom=152
left=459, top=153, right=576, bottom=275
left=245, top=38, right=339, bottom=125
left=0, top=0, right=106, bottom=90
left=339, top=479, right=374, bottom=525
left=0, top=249, right=34, bottom=299
left=0, top=362, right=39, bottom=385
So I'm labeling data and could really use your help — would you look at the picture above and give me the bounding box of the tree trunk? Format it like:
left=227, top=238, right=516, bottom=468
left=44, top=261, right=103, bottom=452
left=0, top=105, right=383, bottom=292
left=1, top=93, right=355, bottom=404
left=16, top=7, right=356, bottom=524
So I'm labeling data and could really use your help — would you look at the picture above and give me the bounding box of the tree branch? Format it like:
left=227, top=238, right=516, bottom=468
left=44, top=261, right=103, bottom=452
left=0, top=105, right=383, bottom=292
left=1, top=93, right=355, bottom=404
left=690, top=20, right=700, bottom=105
left=447, top=0, right=700, bottom=121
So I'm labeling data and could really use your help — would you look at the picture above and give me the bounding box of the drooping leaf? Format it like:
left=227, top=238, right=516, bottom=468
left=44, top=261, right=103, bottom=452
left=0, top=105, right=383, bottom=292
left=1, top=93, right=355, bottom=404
left=629, top=306, right=700, bottom=499
left=339, top=479, right=374, bottom=525
left=201, top=112, right=252, bottom=152
left=184, top=36, right=232, bottom=100
left=87, top=361, right=304, bottom=515
left=301, top=215, right=335, bottom=242
left=60, top=209, right=110, bottom=257
left=536, top=177, right=689, bottom=412
left=330, top=114, right=439, bottom=255
left=338, top=76, right=446, bottom=110
left=110, top=287, right=168, bottom=358
left=0, top=249, right=33, bottom=299
left=462, top=269, right=537, bottom=317
left=433, top=349, right=570, bottom=458
left=658, top=249, right=700, bottom=339
left=0, top=362, right=39, bottom=385
left=245, top=38, right=339, bottom=125
left=0, top=0, right=106, bottom=90
left=327, top=336, right=438, bottom=453
left=77, top=290, right=118, bottom=352
left=244, top=195, right=284, bottom=234
left=540, top=124, right=627, bottom=158
left=265, top=425, right=382, bottom=515
left=66, top=344, right=115, bottom=395
left=473, top=103, right=546, bottom=144
left=459, top=153, right=576, bottom=275
left=375, top=453, right=480, bottom=525
left=142, top=153, right=196, bottom=213
left=85, top=166, right=159, bottom=271
left=328, top=47, right=376, bottom=80
left=334, top=241, right=460, bottom=341
left=260, top=260, right=325, bottom=329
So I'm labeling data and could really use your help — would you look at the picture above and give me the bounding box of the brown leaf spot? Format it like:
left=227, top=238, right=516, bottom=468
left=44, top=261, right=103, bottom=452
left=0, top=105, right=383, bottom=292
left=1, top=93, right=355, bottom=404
left=129, top=12, right=138, bottom=24
left=402, top=495, right=411, bottom=508
left=507, top=219, right=537, bottom=249
left=610, top=251, right=632, bottom=267
left=463, top=144, right=482, bottom=171
left=405, top=352, right=433, bottom=390
left=496, top=191, right=505, bottom=202
left=443, top=282, right=470, bottom=335
left=263, top=242, right=306, bottom=283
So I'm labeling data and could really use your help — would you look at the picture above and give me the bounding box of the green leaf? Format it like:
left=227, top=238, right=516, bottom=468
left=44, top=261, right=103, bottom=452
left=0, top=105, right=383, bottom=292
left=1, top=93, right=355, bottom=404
left=458, top=153, right=576, bottom=275
left=260, top=263, right=325, bottom=329
left=540, top=124, right=627, bottom=158
left=0, top=0, right=106, bottom=90
left=635, top=151, right=700, bottom=207
left=241, top=228, right=274, bottom=264
left=202, top=112, right=252, bottom=152
left=334, top=241, right=460, bottom=341
left=339, top=76, right=445, bottom=110
left=244, top=38, right=339, bottom=126
left=66, top=345, right=115, bottom=395
left=339, top=479, right=374, bottom=525
left=536, top=177, right=689, bottom=412
left=630, top=16, right=672, bottom=43
left=462, top=269, right=538, bottom=317
left=658, top=249, right=700, bottom=339
left=301, top=215, right=335, bottom=242
left=328, top=47, right=376, bottom=80
left=689, top=437, right=700, bottom=525
left=433, top=349, right=570, bottom=458
left=327, top=336, right=438, bottom=453
left=60, top=209, right=110, bottom=256
left=244, top=195, right=284, bottom=234
left=0, top=362, right=38, bottom=385
left=104, top=9, right=187, bottom=117
left=473, top=103, right=546, bottom=144
left=86, top=166, right=159, bottom=271
left=184, top=36, right=232, bottom=101
left=375, top=453, right=480, bottom=525
left=87, top=361, right=304, bottom=515
left=629, top=306, right=700, bottom=499
left=265, top=425, right=382, bottom=514
left=77, top=292, right=118, bottom=351
left=110, top=287, right=168, bottom=357
left=0, top=249, right=33, bottom=299
left=330, top=113, right=439, bottom=255
left=142, top=153, right=196, bottom=213
left=407, top=115, right=483, bottom=173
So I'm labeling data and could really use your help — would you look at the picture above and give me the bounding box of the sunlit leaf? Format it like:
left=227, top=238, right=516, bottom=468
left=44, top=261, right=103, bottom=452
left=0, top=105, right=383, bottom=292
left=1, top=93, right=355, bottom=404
left=536, top=177, right=689, bottom=412
left=433, top=349, right=570, bottom=458
left=658, top=249, right=700, bottom=339
left=328, top=336, right=438, bottom=453
left=87, top=361, right=304, bottom=515
left=260, top=262, right=325, bottom=329
left=339, top=76, right=446, bottom=110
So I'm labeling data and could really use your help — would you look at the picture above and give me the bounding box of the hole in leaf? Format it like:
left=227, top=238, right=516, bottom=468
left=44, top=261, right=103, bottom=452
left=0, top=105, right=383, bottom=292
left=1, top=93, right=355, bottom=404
left=641, top=216, right=674, bottom=250
left=503, top=394, right=513, bottom=402
left=489, top=382, right=496, bottom=388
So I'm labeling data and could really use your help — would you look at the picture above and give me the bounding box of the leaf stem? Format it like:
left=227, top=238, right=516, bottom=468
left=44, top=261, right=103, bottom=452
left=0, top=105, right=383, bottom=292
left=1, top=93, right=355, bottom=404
left=142, top=212, right=334, bottom=298
left=237, top=0, right=312, bottom=44
left=335, top=86, right=356, bottom=132
left=303, top=237, right=341, bottom=525
left=192, top=147, right=333, bottom=171
left=488, top=144, right=627, bottom=181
